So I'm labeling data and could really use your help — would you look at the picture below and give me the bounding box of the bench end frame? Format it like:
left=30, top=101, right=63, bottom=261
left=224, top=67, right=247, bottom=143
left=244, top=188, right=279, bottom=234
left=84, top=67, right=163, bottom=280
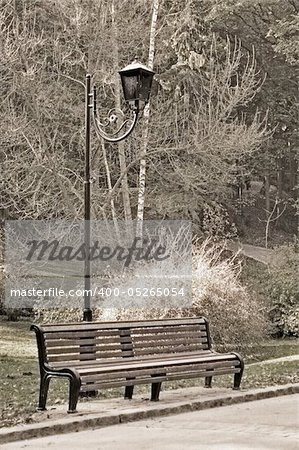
left=30, top=324, right=81, bottom=413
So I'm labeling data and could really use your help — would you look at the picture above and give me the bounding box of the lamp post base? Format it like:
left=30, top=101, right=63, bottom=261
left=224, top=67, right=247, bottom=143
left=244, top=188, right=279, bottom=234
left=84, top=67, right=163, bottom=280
left=83, top=309, right=93, bottom=322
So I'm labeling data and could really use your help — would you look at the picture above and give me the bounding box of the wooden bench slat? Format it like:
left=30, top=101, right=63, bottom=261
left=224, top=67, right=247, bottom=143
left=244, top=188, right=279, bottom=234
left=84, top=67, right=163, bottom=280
left=132, top=331, right=207, bottom=342
left=133, top=334, right=207, bottom=348
left=44, top=325, right=206, bottom=339
left=74, top=353, right=239, bottom=375
left=47, top=342, right=134, bottom=355
left=46, top=336, right=133, bottom=347
left=134, top=343, right=209, bottom=355
left=49, top=350, right=213, bottom=369
left=47, top=344, right=119, bottom=355
left=47, top=349, right=134, bottom=362
left=131, top=325, right=206, bottom=335
left=44, top=330, right=121, bottom=339
left=80, top=360, right=240, bottom=382
left=41, top=318, right=206, bottom=333
left=80, top=368, right=241, bottom=391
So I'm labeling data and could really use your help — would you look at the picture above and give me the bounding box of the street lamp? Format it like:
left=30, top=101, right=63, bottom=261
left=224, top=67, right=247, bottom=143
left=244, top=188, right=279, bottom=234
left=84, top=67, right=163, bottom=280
left=83, top=61, right=154, bottom=321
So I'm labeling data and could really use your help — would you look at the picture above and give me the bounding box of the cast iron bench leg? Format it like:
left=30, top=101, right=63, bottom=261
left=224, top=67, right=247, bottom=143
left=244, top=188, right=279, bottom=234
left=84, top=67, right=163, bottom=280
left=124, top=381, right=135, bottom=400
left=204, top=376, right=212, bottom=388
left=67, top=374, right=81, bottom=413
left=233, top=353, right=245, bottom=390
left=38, top=374, right=51, bottom=411
left=233, top=369, right=244, bottom=390
left=151, top=374, right=164, bottom=401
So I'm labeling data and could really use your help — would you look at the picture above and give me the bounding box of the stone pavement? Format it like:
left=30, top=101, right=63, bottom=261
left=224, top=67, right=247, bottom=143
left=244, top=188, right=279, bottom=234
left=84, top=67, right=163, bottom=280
left=1, top=394, right=298, bottom=449
left=249, top=354, right=299, bottom=366
left=0, top=384, right=298, bottom=446
left=227, top=241, right=274, bottom=265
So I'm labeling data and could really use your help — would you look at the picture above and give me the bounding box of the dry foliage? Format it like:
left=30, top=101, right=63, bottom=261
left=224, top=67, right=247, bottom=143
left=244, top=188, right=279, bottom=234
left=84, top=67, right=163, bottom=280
left=116, top=240, right=269, bottom=346
left=191, top=241, right=268, bottom=346
left=33, top=239, right=269, bottom=348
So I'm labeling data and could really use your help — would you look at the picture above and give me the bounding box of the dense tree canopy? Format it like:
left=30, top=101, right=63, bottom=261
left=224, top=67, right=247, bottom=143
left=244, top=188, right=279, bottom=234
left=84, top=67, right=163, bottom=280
left=0, top=0, right=297, bottom=236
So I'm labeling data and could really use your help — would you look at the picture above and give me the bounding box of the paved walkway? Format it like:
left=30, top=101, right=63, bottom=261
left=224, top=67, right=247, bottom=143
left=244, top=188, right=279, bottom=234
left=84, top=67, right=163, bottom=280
left=2, top=394, right=298, bottom=450
left=227, top=242, right=274, bottom=265
left=249, top=354, right=299, bottom=366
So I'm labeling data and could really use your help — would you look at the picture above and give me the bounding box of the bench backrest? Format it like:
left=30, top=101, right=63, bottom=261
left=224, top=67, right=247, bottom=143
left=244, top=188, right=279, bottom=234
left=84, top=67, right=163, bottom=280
left=31, top=317, right=211, bottom=368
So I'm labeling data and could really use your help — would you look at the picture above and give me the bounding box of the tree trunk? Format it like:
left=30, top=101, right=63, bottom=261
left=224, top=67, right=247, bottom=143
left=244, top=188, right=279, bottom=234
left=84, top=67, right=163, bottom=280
left=136, top=0, right=159, bottom=237
left=264, top=173, right=270, bottom=243
left=101, top=140, right=120, bottom=235
left=111, top=0, right=132, bottom=222
left=277, top=157, right=283, bottom=199
left=264, top=173, right=270, bottom=216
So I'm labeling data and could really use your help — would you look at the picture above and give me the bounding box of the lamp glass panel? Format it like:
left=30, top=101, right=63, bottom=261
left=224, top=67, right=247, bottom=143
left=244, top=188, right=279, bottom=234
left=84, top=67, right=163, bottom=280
left=140, top=72, right=153, bottom=103
left=121, top=74, right=139, bottom=101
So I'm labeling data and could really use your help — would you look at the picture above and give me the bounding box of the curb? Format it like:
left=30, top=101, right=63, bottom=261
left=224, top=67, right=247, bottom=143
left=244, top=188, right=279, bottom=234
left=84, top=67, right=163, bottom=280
left=0, top=384, right=298, bottom=444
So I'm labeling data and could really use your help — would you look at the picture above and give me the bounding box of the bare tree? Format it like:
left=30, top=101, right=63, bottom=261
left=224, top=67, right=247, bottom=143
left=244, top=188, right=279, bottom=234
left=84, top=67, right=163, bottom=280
left=259, top=198, right=287, bottom=248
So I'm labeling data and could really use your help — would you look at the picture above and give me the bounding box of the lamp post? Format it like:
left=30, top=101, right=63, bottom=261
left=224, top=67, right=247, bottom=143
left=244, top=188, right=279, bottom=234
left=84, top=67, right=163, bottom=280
left=83, top=61, right=154, bottom=322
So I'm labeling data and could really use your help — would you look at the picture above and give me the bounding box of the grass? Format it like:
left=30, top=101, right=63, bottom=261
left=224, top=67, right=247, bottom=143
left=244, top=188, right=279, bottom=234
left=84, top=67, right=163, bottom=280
left=221, top=339, right=298, bottom=364
left=0, top=320, right=298, bottom=428
left=169, top=360, right=299, bottom=391
left=0, top=355, right=40, bottom=427
left=239, top=257, right=269, bottom=302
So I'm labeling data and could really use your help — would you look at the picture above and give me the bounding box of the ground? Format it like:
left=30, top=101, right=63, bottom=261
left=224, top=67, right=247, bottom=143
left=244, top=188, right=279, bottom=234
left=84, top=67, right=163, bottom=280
left=1, top=395, right=298, bottom=449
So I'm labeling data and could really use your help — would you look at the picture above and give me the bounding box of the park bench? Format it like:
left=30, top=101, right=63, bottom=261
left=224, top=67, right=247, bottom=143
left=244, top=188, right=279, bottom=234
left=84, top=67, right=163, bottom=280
left=31, top=317, right=244, bottom=413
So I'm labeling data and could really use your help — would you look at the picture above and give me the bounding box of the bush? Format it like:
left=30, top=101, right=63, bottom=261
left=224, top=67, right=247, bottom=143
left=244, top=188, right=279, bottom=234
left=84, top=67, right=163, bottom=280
left=33, top=307, right=83, bottom=323
left=116, top=240, right=268, bottom=347
left=31, top=240, right=270, bottom=347
left=202, top=203, right=237, bottom=240
left=267, top=243, right=299, bottom=337
left=191, top=241, right=268, bottom=346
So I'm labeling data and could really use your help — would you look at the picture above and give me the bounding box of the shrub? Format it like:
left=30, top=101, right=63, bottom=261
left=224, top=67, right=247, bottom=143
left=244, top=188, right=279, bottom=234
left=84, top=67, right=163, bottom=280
left=267, top=243, right=299, bottom=337
left=31, top=239, right=269, bottom=347
left=202, top=203, right=237, bottom=240
left=116, top=240, right=268, bottom=347
left=191, top=241, right=268, bottom=346
left=33, top=307, right=82, bottom=323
